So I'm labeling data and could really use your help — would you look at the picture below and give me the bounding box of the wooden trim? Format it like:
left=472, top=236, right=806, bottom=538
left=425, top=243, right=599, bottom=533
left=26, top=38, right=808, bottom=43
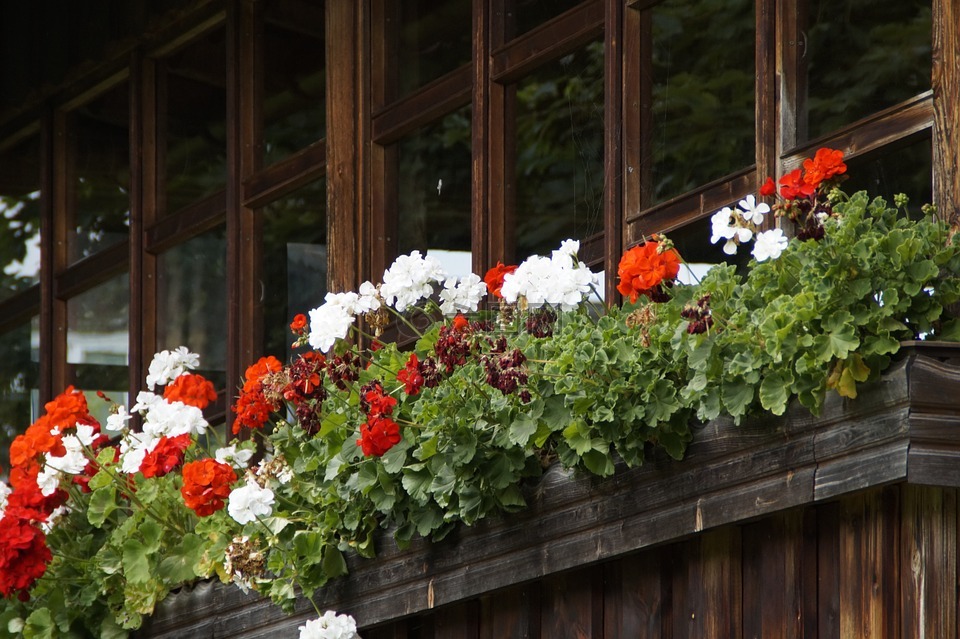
left=933, top=0, right=960, bottom=226
left=472, top=0, right=493, bottom=274
left=780, top=92, right=933, bottom=172
left=53, top=243, right=129, bottom=300
left=128, top=51, right=146, bottom=398
left=603, top=0, right=622, bottom=303
left=777, top=0, right=804, bottom=153
left=624, top=167, right=755, bottom=234
left=622, top=4, right=642, bottom=248
left=490, top=0, right=604, bottom=84
left=755, top=0, right=777, bottom=228
left=139, top=56, right=159, bottom=394
left=326, top=0, right=363, bottom=292
left=371, top=65, right=472, bottom=145
left=242, top=139, right=325, bottom=209
left=144, top=192, right=227, bottom=253
left=0, top=287, right=40, bottom=334
left=51, top=109, right=70, bottom=393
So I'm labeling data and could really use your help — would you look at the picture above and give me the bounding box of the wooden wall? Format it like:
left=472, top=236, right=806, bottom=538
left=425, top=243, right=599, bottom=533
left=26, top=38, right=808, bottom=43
left=362, top=484, right=958, bottom=639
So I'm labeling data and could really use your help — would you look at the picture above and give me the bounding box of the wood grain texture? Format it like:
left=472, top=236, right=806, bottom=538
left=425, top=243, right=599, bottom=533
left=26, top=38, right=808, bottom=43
left=933, top=0, right=960, bottom=227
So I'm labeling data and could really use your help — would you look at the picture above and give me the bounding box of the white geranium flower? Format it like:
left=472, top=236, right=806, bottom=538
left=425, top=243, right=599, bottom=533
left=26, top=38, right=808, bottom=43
left=119, top=431, right=160, bottom=475
left=551, top=239, right=581, bottom=265
left=356, top=281, right=382, bottom=313
left=379, top=250, right=446, bottom=312
left=710, top=207, right=753, bottom=255
left=737, top=194, right=771, bottom=225
left=141, top=399, right=208, bottom=438
left=40, top=505, right=70, bottom=534
left=215, top=444, right=255, bottom=469
left=131, top=391, right=164, bottom=414
left=298, top=611, right=361, bottom=639
left=106, top=405, right=133, bottom=432
left=145, top=347, right=200, bottom=390
left=439, top=273, right=487, bottom=315
left=500, top=248, right=596, bottom=312
left=0, top=482, right=11, bottom=519
left=752, top=228, right=789, bottom=262
left=227, top=482, right=275, bottom=525
left=308, top=301, right=356, bottom=353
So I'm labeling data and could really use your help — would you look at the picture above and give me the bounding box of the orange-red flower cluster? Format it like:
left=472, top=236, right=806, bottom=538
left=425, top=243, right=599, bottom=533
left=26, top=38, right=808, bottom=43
left=139, top=434, right=192, bottom=479
left=163, top=373, right=217, bottom=409
left=180, top=458, right=237, bottom=517
left=483, top=262, right=517, bottom=299
left=357, top=380, right=401, bottom=457
left=763, top=147, right=847, bottom=202
left=616, top=240, right=682, bottom=304
left=1, top=387, right=105, bottom=598
left=231, top=355, right=283, bottom=434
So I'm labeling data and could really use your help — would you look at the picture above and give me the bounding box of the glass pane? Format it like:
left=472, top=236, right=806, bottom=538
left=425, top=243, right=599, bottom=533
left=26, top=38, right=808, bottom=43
left=0, top=317, right=40, bottom=479
left=157, top=228, right=227, bottom=389
left=391, top=0, right=472, bottom=99
left=162, top=28, right=227, bottom=214
left=803, top=0, right=931, bottom=141
left=0, top=135, right=41, bottom=301
left=69, top=81, right=131, bottom=262
left=645, top=0, right=755, bottom=206
left=843, top=134, right=933, bottom=217
left=263, top=0, right=326, bottom=165
left=506, top=0, right=585, bottom=38
left=397, top=105, right=472, bottom=278
left=67, top=273, right=129, bottom=397
left=514, top=42, right=604, bottom=261
left=262, top=179, right=327, bottom=360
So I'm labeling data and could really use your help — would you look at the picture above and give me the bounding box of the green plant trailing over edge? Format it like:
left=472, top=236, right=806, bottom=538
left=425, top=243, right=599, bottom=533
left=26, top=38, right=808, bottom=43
left=2, top=155, right=960, bottom=638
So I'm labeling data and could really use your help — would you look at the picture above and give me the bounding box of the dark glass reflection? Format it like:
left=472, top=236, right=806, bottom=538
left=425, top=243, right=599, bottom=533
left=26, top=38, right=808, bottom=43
left=0, top=135, right=41, bottom=301
left=262, top=179, right=327, bottom=361
left=67, top=273, right=129, bottom=394
left=263, top=0, right=326, bottom=165
left=645, top=0, right=755, bottom=206
left=397, top=105, right=472, bottom=276
left=666, top=214, right=752, bottom=283
left=0, top=318, right=40, bottom=479
left=163, top=28, right=227, bottom=214
left=507, top=0, right=585, bottom=38
left=843, top=134, right=933, bottom=217
left=157, top=228, right=227, bottom=389
left=393, top=0, right=472, bottom=99
left=803, top=0, right=931, bottom=141
left=70, top=81, right=131, bottom=262
left=514, top=42, right=604, bottom=261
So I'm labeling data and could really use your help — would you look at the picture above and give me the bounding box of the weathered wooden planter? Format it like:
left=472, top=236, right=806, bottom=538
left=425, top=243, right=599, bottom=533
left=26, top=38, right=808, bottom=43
left=135, top=344, right=960, bottom=638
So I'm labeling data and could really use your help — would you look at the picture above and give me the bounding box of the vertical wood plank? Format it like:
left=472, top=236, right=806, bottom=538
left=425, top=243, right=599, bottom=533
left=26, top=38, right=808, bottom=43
left=602, top=0, right=622, bottom=303
left=326, top=0, right=362, bottom=292
left=932, top=0, right=960, bottom=226
left=479, top=584, right=539, bottom=639
left=621, top=3, right=641, bottom=248
left=776, top=0, right=804, bottom=151
left=540, top=567, right=601, bottom=639
left=50, top=109, right=70, bottom=394
left=364, top=620, right=409, bottom=639
left=128, top=51, right=145, bottom=400
left=673, top=527, right=742, bottom=639
left=837, top=487, right=900, bottom=639
left=434, top=601, right=479, bottom=639
left=755, top=0, right=777, bottom=216
left=38, top=108, right=55, bottom=402
left=817, top=500, right=841, bottom=639
left=742, top=510, right=808, bottom=639
left=900, top=485, right=957, bottom=638
left=603, top=548, right=665, bottom=639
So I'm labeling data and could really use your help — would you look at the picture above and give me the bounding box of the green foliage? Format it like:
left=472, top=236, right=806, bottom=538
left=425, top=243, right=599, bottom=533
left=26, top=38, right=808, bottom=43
left=4, top=188, right=960, bottom=638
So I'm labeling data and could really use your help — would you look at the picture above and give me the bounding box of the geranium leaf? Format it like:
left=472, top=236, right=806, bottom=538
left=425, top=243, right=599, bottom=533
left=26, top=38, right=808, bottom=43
left=759, top=372, right=789, bottom=415
left=121, top=539, right=151, bottom=584
left=87, top=486, right=117, bottom=528
left=156, top=534, right=204, bottom=584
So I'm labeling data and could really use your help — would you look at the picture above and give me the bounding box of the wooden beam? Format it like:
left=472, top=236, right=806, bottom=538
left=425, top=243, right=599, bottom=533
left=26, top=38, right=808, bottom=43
left=932, top=0, right=960, bottom=226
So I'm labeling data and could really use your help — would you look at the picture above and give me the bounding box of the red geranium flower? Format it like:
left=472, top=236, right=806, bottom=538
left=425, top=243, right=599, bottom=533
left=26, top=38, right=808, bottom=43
left=241, top=356, right=284, bottom=393
left=452, top=313, right=469, bottom=332
left=759, top=176, right=777, bottom=197
left=180, top=459, right=237, bottom=517
left=779, top=168, right=815, bottom=200
left=802, top=147, right=846, bottom=188
left=139, top=434, right=192, bottom=478
left=483, top=262, right=518, bottom=299
left=397, top=353, right=425, bottom=395
left=289, top=313, right=308, bottom=332
left=0, top=515, right=52, bottom=598
left=163, top=373, right=217, bottom=409
left=616, top=240, right=682, bottom=304
left=357, top=415, right=401, bottom=457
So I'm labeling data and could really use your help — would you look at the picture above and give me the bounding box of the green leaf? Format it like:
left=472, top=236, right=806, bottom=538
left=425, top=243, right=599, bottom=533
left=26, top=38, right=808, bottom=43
left=322, top=546, right=348, bottom=579
left=508, top=413, right=538, bottom=447
left=121, top=539, right=151, bottom=584
left=759, top=372, right=790, bottom=415
left=156, top=534, right=205, bottom=584
left=87, top=486, right=117, bottom=528
left=23, top=608, right=54, bottom=639
left=939, top=318, right=960, bottom=342
left=581, top=449, right=614, bottom=477
left=721, top=380, right=754, bottom=417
